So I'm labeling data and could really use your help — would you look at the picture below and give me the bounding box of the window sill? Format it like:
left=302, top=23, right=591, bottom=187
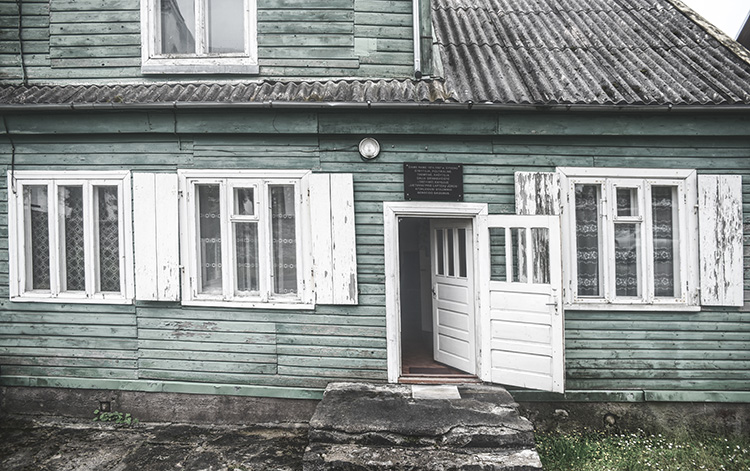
left=565, top=302, right=701, bottom=312
left=10, top=295, right=133, bottom=305
left=181, top=299, right=314, bottom=310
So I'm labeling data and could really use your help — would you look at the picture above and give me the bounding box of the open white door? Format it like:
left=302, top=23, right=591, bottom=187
left=430, top=219, right=476, bottom=374
left=481, top=214, right=564, bottom=393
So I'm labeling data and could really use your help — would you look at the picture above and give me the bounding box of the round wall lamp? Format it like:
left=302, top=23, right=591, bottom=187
left=358, top=137, right=381, bottom=161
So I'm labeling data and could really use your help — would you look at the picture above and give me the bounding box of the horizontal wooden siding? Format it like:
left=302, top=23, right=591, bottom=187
left=0, top=110, right=747, bottom=401
left=1, top=0, right=415, bottom=84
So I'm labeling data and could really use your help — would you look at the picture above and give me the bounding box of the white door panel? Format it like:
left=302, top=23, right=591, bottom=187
left=481, top=214, right=564, bottom=393
left=438, top=310, right=471, bottom=331
left=431, top=220, right=475, bottom=374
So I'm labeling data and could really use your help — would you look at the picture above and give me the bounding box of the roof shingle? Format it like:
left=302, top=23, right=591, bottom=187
left=434, top=0, right=750, bottom=105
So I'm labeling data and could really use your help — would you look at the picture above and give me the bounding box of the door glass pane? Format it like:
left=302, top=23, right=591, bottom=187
left=234, top=222, right=259, bottom=295
left=24, top=186, right=50, bottom=291
left=652, top=186, right=679, bottom=297
left=511, top=228, right=527, bottom=283
left=615, top=223, right=641, bottom=297
left=233, top=187, right=255, bottom=216
left=531, top=227, right=550, bottom=284
left=447, top=229, right=455, bottom=276
left=197, top=184, right=222, bottom=294
left=208, top=0, right=245, bottom=53
left=160, top=0, right=196, bottom=54
left=489, top=227, right=507, bottom=282
left=96, top=186, right=121, bottom=293
left=270, top=185, right=297, bottom=296
left=436, top=229, right=444, bottom=275
left=457, top=228, right=467, bottom=278
left=59, top=186, right=85, bottom=292
left=575, top=184, right=601, bottom=296
left=616, top=188, right=639, bottom=217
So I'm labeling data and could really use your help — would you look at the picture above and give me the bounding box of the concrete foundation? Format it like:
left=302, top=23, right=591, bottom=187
left=0, top=387, right=318, bottom=425
left=2, top=385, right=748, bottom=437
left=520, top=401, right=750, bottom=436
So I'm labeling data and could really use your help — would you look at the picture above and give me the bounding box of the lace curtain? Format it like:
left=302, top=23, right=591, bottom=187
left=97, top=186, right=121, bottom=292
left=575, top=185, right=600, bottom=296
left=651, top=187, right=676, bottom=297
left=271, top=185, right=297, bottom=295
left=575, top=184, right=677, bottom=298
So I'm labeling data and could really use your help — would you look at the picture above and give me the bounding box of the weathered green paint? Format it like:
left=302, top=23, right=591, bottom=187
left=3, top=0, right=417, bottom=84
left=0, top=109, right=747, bottom=403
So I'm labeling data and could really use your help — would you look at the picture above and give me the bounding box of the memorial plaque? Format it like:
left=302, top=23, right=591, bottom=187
left=404, top=163, right=464, bottom=201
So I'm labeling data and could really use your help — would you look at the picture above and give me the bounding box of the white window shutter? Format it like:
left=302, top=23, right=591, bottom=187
left=515, top=172, right=561, bottom=215
left=133, top=173, right=181, bottom=301
left=698, top=175, right=744, bottom=307
left=309, top=173, right=358, bottom=305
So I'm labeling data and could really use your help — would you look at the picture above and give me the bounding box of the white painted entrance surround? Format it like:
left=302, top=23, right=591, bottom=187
left=384, top=202, right=565, bottom=393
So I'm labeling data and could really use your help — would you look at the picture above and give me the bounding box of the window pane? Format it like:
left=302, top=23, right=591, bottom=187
left=575, top=184, right=600, bottom=296
left=489, top=227, right=507, bottom=282
left=511, top=228, right=527, bottom=283
left=652, top=186, right=679, bottom=297
left=270, top=185, right=297, bottom=296
left=160, top=0, right=196, bottom=54
left=207, top=0, right=245, bottom=53
left=447, top=229, right=455, bottom=276
left=197, top=184, right=222, bottom=294
left=615, top=223, right=641, bottom=297
left=96, top=186, right=121, bottom=293
left=436, top=229, right=444, bottom=275
left=616, top=188, right=639, bottom=217
left=234, top=222, right=259, bottom=295
left=531, top=227, right=550, bottom=284
left=457, top=228, right=467, bottom=278
left=59, top=186, right=85, bottom=292
left=24, top=186, right=50, bottom=291
left=233, top=187, right=255, bottom=216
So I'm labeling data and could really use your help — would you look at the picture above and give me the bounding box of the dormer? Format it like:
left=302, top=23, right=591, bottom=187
left=141, top=0, right=259, bottom=74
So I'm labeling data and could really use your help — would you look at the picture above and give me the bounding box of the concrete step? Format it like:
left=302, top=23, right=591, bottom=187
left=304, top=443, right=543, bottom=471
left=303, top=382, right=542, bottom=471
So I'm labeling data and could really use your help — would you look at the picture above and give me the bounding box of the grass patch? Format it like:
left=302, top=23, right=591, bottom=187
left=536, top=429, right=750, bottom=471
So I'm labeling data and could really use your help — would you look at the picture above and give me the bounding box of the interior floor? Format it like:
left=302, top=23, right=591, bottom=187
left=399, top=331, right=479, bottom=384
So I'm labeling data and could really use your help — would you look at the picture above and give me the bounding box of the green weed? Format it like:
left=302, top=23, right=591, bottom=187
left=536, top=429, right=750, bottom=471
left=92, top=409, right=139, bottom=426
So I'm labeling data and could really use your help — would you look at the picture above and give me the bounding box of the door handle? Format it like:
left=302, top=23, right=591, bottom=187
left=546, top=297, right=560, bottom=315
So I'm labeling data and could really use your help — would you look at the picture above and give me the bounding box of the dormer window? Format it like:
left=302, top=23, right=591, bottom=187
left=141, top=0, right=258, bottom=74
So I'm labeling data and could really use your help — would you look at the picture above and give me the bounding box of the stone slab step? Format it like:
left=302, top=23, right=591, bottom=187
left=309, top=423, right=534, bottom=449
left=308, top=383, right=534, bottom=449
left=303, top=443, right=543, bottom=471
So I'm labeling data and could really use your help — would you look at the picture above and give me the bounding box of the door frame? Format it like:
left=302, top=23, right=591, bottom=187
left=383, top=202, right=488, bottom=383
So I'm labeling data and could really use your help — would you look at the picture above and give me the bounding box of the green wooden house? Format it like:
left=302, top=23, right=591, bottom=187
left=0, top=0, right=748, bottom=416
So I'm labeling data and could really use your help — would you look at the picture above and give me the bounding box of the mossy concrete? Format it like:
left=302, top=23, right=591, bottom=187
left=0, top=417, right=308, bottom=471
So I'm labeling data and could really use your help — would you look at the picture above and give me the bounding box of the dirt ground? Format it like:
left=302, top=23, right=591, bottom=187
left=0, top=416, right=309, bottom=471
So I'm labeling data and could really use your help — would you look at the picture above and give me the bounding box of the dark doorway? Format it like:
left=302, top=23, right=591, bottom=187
left=397, top=217, right=478, bottom=383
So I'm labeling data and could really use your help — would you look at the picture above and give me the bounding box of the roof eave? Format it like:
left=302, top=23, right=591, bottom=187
left=1, top=101, right=750, bottom=113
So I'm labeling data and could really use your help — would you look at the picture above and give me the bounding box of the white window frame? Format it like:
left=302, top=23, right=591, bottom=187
left=8, top=171, right=134, bottom=304
left=141, top=0, right=259, bottom=74
left=178, top=170, right=312, bottom=309
left=559, top=168, right=699, bottom=311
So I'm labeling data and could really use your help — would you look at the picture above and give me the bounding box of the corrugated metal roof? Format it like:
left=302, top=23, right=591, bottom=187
left=433, top=0, right=750, bottom=105
left=0, top=79, right=453, bottom=106
left=2, top=0, right=750, bottom=107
